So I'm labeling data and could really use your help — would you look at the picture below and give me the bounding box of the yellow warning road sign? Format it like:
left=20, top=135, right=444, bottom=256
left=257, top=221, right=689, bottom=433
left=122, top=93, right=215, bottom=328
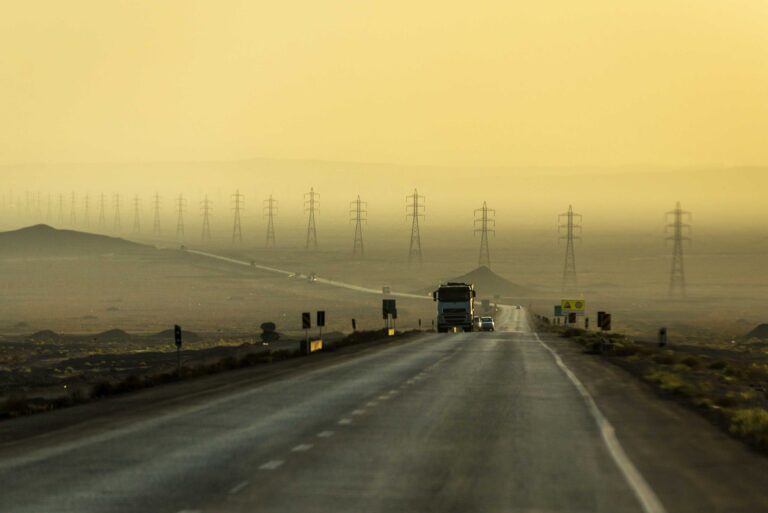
left=309, top=339, right=323, bottom=353
left=560, top=299, right=586, bottom=313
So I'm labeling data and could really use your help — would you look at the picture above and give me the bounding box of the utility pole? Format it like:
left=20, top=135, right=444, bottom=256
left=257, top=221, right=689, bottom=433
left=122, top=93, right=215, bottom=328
left=666, top=201, right=691, bottom=297
left=474, top=201, right=495, bottom=268
left=175, top=194, right=186, bottom=242
left=113, top=193, right=122, bottom=233
left=132, top=195, right=141, bottom=234
left=97, top=193, right=106, bottom=231
left=69, top=192, right=77, bottom=226
left=152, top=193, right=162, bottom=236
left=350, top=195, right=367, bottom=258
left=201, top=195, right=212, bottom=242
left=406, top=189, right=425, bottom=263
left=304, top=187, right=319, bottom=250
left=232, top=190, right=243, bottom=245
left=264, top=194, right=277, bottom=248
left=559, top=205, right=582, bottom=293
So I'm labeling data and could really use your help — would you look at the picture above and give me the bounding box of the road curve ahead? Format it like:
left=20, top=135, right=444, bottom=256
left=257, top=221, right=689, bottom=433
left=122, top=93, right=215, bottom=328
left=0, top=308, right=658, bottom=513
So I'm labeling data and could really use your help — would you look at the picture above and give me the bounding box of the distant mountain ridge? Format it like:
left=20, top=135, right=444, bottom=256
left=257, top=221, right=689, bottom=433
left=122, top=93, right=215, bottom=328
left=0, top=225, right=154, bottom=257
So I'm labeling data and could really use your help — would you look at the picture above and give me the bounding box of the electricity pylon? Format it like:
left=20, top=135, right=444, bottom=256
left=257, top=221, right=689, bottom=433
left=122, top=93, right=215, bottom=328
left=175, top=194, right=186, bottom=241
left=45, top=194, right=52, bottom=222
left=113, top=193, right=122, bottom=232
left=57, top=193, right=64, bottom=225
left=83, top=194, right=90, bottom=228
left=350, top=195, right=367, bottom=258
left=559, top=205, right=582, bottom=293
left=132, top=195, right=141, bottom=234
left=666, top=201, right=691, bottom=297
left=406, top=189, right=425, bottom=263
left=474, top=201, right=495, bottom=268
left=97, top=193, right=106, bottom=231
left=201, top=195, right=212, bottom=242
left=69, top=192, right=77, bottom=226
left=304, top=188, right=319, bottom=250
left=232, top=190, right=244, bottom=245
left=264, top=195, right=277, bottom=248
left=152, top=193, right=162, bottom=236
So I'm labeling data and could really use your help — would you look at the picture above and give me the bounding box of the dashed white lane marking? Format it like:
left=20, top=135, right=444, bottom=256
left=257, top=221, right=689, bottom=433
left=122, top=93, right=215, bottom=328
left=406, top=379, right=416, bottom=384
left=378, top=395, right=390, bottom=400
left=177, top=510, right=202, bottom=513
left=259, top=460, right=284, bottom=471
left=365, top=401, right=378, bottom=407
left=317, top=430, right=335, bottom=438
left=351, top=409, right=366, bottom=415
left=229, top=480, right=250, bottom=495
left=534, top=332, right=667, bottom=513
left=291, top=444, right=314, bottom=452
left=338, top=418, right=353, bottom=425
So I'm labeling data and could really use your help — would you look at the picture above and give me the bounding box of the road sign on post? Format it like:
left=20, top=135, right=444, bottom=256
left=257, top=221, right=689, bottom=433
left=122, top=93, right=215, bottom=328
left=317, top=310, right=325, bottom=340
left=598, top=312, right=611, bottom=331
left=561, top=299, right=586, bottom=316
left=554, top=305, right=562, bottom=318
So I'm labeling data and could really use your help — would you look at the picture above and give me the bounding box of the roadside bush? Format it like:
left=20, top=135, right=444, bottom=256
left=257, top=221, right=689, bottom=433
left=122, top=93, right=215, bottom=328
left=728, top=408, right=768, bottom=449
left=3, top=393, right=31, bottom=417
left=645, top=370, right=697, bottom=396
left=90, top=380, right=115, bottom=398
left=708, top=360, right=728, bottom=371
left=114, top=374, right=144, bottom=394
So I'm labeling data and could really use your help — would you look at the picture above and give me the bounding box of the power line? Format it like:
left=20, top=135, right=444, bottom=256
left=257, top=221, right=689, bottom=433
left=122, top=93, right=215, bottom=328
left=264, top=194, right=277, bottom=248
left=350, top=195, right=367, bottom=258
left=474, top=201, right=495, bottom=268
left=666, top=201, right=691, bottom=297
left=559, top=205, right=582, bottom=293
left=304, top=187, right=319, bottom=250
left=232, top=190, right=244, bottom=245
left=406, top=189, right=425, bottom=263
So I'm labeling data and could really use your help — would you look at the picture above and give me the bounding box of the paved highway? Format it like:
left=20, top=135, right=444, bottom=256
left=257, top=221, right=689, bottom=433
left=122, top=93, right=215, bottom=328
left=0, top=307, right=669, bottom=513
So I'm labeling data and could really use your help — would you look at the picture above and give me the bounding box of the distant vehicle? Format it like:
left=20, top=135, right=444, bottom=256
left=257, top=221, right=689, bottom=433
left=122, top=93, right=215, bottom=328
left=479, top=316, right=495, bottom=332
left=433, top=282, right=476, bottom=333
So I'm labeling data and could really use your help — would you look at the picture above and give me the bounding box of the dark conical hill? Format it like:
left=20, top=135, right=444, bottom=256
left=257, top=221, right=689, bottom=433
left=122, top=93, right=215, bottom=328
left=0, top=225, right=154, bottom=257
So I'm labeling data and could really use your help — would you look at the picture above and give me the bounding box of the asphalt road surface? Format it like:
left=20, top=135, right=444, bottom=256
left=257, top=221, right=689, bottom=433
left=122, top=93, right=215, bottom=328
left=0, top=306, right=675, bottom=513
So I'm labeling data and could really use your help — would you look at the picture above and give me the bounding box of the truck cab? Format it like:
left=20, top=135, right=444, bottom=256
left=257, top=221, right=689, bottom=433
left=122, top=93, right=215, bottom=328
left=433, top=282, right=476, bottom=333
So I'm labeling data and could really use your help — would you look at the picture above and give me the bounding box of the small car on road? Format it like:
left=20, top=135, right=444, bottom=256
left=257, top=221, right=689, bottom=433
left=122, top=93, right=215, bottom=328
left=479, top=316, right=495, bottom=331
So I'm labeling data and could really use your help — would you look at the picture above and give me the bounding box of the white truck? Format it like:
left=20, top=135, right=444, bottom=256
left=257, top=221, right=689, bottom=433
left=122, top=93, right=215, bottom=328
left=432, top=282, right=476, bottom=333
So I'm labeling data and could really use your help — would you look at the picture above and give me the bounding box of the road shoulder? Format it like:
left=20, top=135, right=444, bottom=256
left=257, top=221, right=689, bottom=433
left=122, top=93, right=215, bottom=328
left=539, top=332, right=768, bottom=513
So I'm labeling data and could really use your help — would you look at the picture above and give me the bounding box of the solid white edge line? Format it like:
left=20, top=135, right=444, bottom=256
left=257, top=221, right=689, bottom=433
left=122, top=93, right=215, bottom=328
left=534, top=332, right=667, bottom=513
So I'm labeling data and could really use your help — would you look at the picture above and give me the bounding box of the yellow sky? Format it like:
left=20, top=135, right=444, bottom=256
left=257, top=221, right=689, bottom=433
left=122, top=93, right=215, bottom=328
left=1, top=1, right=767, bottom=167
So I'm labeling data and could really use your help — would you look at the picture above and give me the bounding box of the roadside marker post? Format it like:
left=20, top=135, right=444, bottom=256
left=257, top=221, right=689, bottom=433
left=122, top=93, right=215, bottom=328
left=174, top=324, right=182, bottom=377
left=302, top=312, right=311, bottom=355
left=658, top=327, right=668, bottom=347
left=351, top=318, right=357, bottom=332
